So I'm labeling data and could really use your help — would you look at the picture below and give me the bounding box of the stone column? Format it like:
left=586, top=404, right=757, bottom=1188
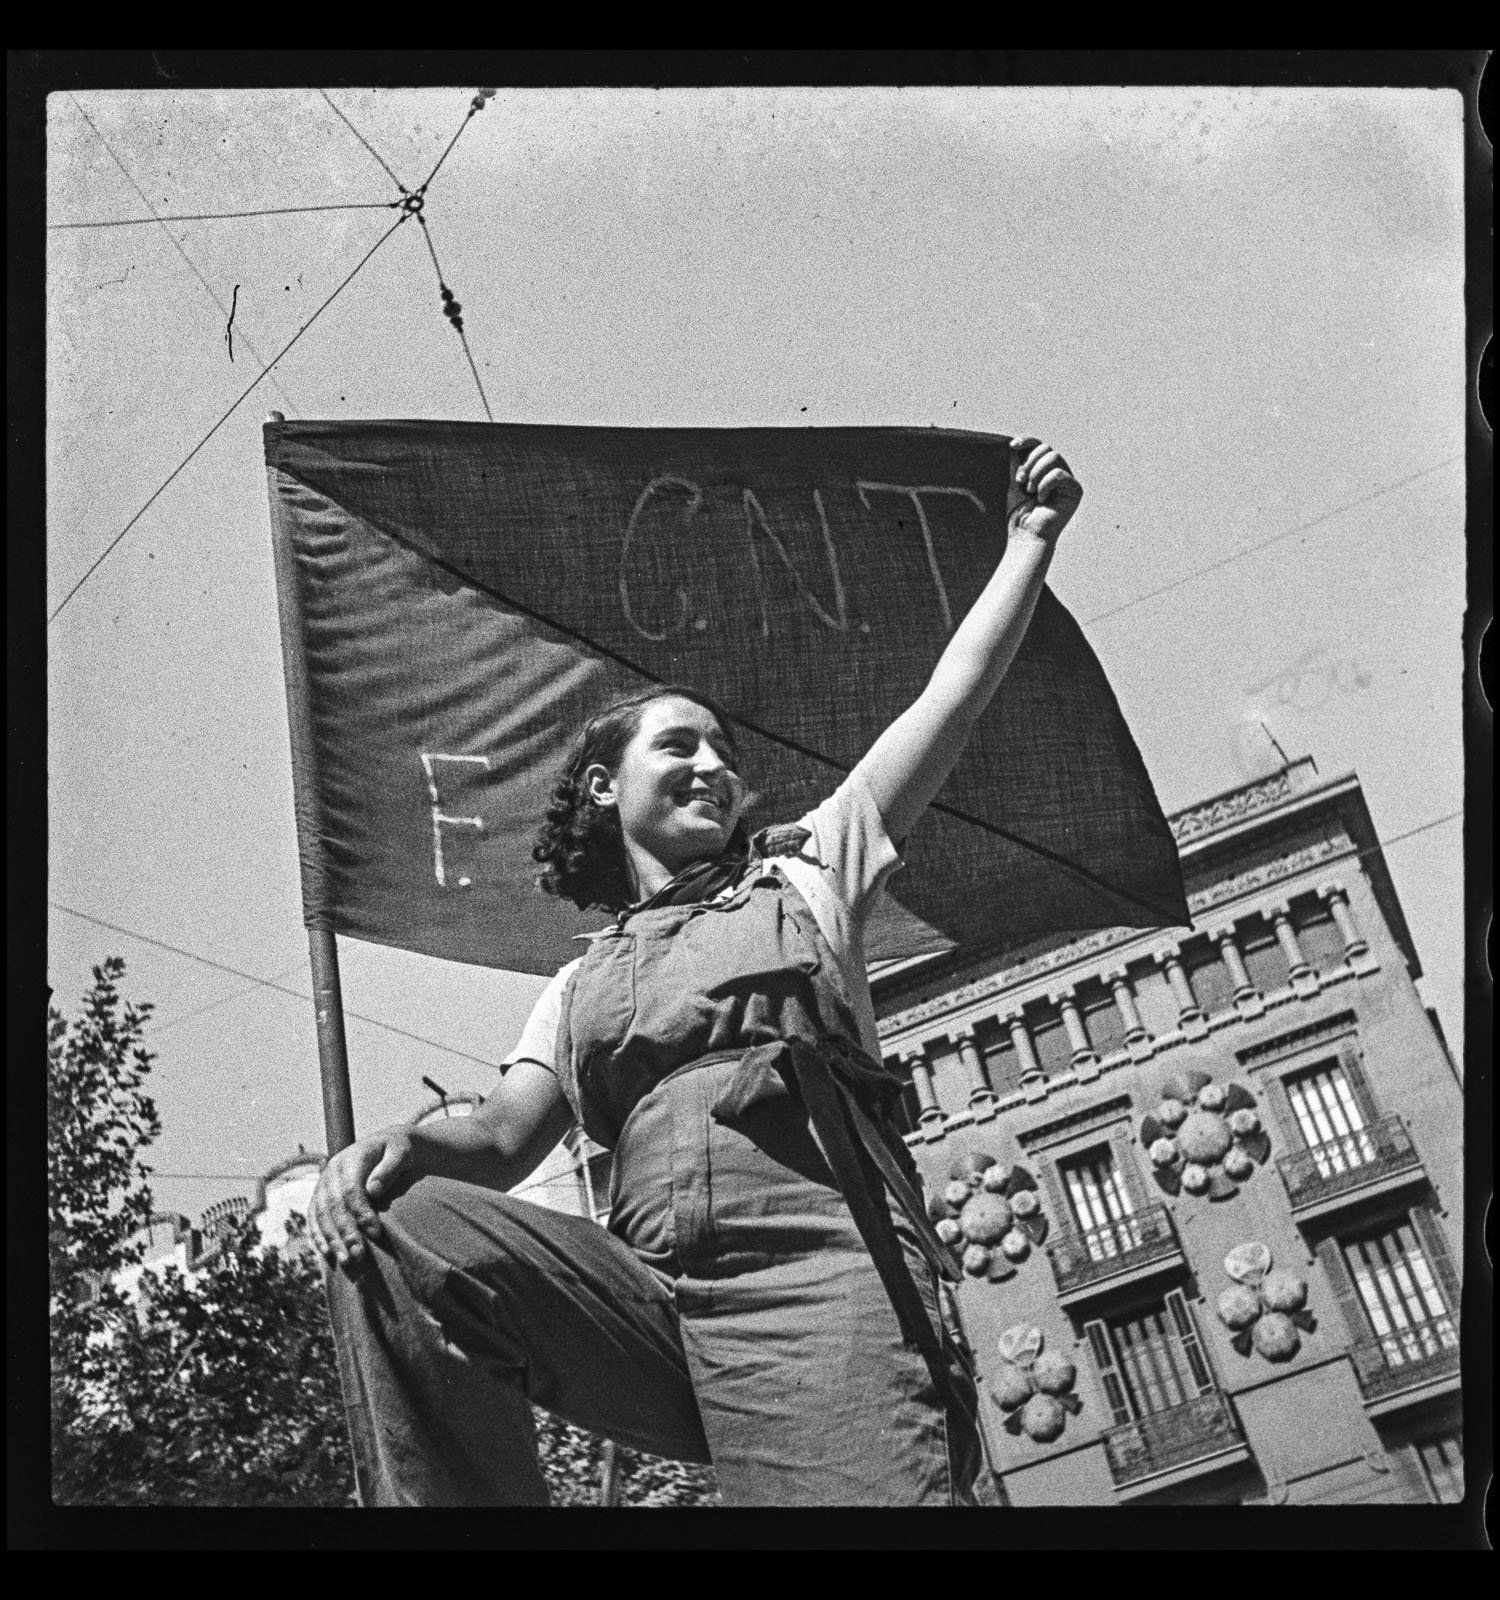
left=1007, top=1015, right=1048, bottom=1102
left=955, top=1030, right=997, bottom=1119
left=1107, top=967, right=1153, bottom=1060
left=1271, top=902, right=1319, bottom=994
left=1320, top=883, right=1372, bottom=965
left=902, top=1049, right=946, bottom=1141
left=1158, top=949, right=1208, bottom=1039
left=1205, top=924, right=1262, bottom=1018
left=1054, top=991, right=1100, bottom=1081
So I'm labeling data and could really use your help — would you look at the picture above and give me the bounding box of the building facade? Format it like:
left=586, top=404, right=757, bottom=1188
left=873, top=759, right=1464, bottom=1507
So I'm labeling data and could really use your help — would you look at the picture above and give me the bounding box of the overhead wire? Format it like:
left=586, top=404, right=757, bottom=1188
left=64, top=93, right=299, bottom=417
left=51, top=807, right=1463, bottom=1102
left=82, top=806, right=1466, bottom=1209
left=49, top=902, right=504, bottom=1072
left=416, top=90, right=493, bottom=196
left=54, top=86, right=502, bottom=625
left=50, top=201, right=400, bottom=229
left=415, top=214, right=493, bottom=421
left=1081, top=455, right=1465, bottom=628
left=1350, top=809, right=1461, bottom=859
left=150, top=964, right=305, bottom=1036
left=317, top=89, right=410, bottom=195
left=47, top=209, right=410, bottom=625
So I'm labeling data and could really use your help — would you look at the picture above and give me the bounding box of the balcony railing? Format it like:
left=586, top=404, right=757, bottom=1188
left=1102, top=1390, right=1245, bottom=1490
left=1047, top=1203, right=1183, bottom=1298
left=1350, top=1318, right=1460, bottom=1403
left=1276, top=1114, right=1423, bottom=1212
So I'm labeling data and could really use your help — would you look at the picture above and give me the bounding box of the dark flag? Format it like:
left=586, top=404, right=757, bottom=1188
left=266, top=419, right=1186, bottom=978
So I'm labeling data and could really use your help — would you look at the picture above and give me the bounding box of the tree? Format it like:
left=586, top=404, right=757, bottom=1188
left=58, top=1213, right=355, bottom=1506
left=48, top=957, right=162, bottom=1499
left=47, top=958, right=719, bottom=1506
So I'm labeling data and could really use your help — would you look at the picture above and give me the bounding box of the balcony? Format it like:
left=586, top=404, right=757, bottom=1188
left=1103, top=1390, right=1250, bottom=1498
left=1276, top=1114, right=1426, bottom=1222
left=1350, top=1319, right=1461, bottom=1417
left=1046, top=1204, right=1186, bottom=1307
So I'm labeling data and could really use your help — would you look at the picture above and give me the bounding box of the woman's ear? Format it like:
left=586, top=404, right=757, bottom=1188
left=583, top=762, right=617, bottom=808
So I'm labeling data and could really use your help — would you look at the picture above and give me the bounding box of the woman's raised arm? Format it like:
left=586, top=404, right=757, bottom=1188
left=854, top=438, right=1083, bottom=844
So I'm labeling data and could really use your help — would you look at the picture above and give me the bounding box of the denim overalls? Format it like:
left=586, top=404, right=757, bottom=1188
left=327, top=846, right=983, bottom=1506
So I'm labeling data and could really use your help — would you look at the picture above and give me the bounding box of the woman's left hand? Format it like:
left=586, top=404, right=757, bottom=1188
left=1007, top=437, right=1083, bottom=545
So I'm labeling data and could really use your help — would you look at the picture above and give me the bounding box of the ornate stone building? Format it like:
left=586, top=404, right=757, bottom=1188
left=874, top=759, right=1464, bottom=1507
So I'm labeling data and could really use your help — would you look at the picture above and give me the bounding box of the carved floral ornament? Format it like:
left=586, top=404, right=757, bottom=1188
left=1216, top=1242, right=1316, bottom=1362
left=990, top=1323, right=1083, bottom=1443
left=926, top=1150, right=1047, bottom=1283
left=1139, top=1069, right=1270, bottom=1199
left=1169, top=770, right=1294, bottom=843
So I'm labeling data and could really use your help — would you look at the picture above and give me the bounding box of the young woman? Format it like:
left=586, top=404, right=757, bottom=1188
left=310, top=437, right=1083, bottom=1506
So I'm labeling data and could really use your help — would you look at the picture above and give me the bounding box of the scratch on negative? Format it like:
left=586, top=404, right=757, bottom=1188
left=224, top=283, right=240, bottom=363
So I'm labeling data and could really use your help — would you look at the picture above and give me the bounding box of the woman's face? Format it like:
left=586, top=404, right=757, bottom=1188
left=587, top=696, right=747, bottom=877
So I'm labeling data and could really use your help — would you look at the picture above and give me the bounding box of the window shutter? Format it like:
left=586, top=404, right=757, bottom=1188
left=1336, top=1045, right=1381, bottom=1126
left=1261, top=1072, right=1304, bottom=1148
left=1315, top=1235, right=1369, bottom=1341
left=1037, top=1154, right=1071, bottom=1227
left=1110, top=1128, right=1147, bottom=1212
left=1084, top=1318, right=1133, bottom=1425
left=1408, top=1203, right=1460, bottom=1310
left=1166, top=1288, right=1216, bottom=1394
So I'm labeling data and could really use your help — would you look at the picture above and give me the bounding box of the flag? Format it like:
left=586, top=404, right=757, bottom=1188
left=265, top=419, right=1186, bottom=977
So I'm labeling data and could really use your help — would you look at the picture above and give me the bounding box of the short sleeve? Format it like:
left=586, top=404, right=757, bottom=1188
left=500, top=957, right=581, bottom=1076
left=795, top=764, right=904, bottom=928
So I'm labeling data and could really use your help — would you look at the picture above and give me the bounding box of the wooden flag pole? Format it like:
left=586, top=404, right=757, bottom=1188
left=309, top=928, right=356, bottom=1154
left=267, top=412, right=357, bottom=1155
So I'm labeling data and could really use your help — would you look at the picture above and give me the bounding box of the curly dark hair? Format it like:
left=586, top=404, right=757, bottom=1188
left=533, top=684, right=749, bottom=912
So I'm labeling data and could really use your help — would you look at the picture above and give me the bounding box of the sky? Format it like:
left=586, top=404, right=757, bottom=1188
left=45, top=84, right=1470, bottom=1224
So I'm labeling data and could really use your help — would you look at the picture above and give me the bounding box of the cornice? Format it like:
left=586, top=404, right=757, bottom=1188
left=882, top=832, right=1355, bottom=1035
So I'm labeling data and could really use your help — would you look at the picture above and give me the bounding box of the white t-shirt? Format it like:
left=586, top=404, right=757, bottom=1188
left=502, top=766, right=902, bottom=1076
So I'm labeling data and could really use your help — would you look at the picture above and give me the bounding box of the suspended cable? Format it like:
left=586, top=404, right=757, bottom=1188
left=318, top=89, right=410, bottom=195
left=417, top=88, right=496, bottom=196
left=415, top=214, right=493, bottom=421
left=151, top=965, right=304, bottom=1035
left=64, top=93, right=298, bottom=416
left=68, top=810, right=1466, bottom=1202
left=48, top=210, right=408, bottom=626
left=1082, top=455, right=1465, bottom=628
left=1352, top=809, right=1461, bottom=858
left=50, top=200, right=399, bottom=229
left=49, top=902, right=503, bottom=1071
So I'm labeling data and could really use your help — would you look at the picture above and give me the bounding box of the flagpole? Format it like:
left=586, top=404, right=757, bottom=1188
left=308, top=928, right=356, bottom=1153
left=266, top=411, right=357, bottom=1155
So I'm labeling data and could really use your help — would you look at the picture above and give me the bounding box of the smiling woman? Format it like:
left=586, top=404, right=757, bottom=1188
left=532, top=685, right=752, bottom=915
left=309, top=438, right=1084, bottom=1507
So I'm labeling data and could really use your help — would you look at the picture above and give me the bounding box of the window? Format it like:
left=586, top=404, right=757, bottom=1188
left=1085, top=1289, right=1215, bottom=1424
left=925, top=1038, right=961, bottom=1105
left=1082, top=984, right=1126, bottom=1055
left=1292, top=894, right=1346, bottom=972
left=1061, top=1145, right=1140, bottom=1261
left=1341, top=1218, right=1457, bottom=1367
left=1286, top=1060, right=1376, bottom=1174
left=1029, top=1008, right=1072, bottom=1076
left=1413, top=1432, right=1464, bottom=1504
left=1183, top=939, right=1235, bottom=1013
left=1128, top=960, right=1178, bottom=1036
left=1239, top=914, right=1290, bottom=994
left=977, top=1018, right=1020, bottom=1096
